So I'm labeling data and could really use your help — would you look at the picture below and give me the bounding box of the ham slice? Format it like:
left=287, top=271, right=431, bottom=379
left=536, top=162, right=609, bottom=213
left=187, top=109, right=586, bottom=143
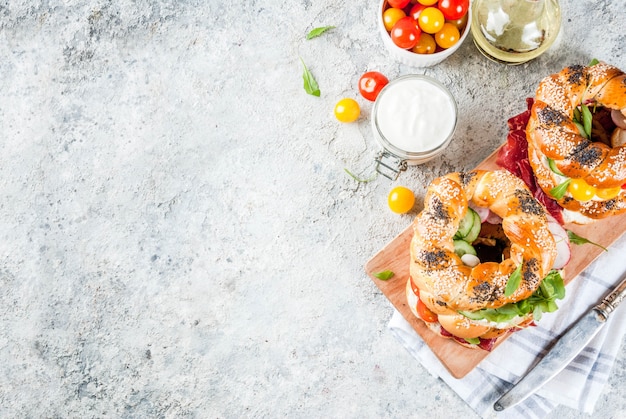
left=496, top=98, right=565, bottom=224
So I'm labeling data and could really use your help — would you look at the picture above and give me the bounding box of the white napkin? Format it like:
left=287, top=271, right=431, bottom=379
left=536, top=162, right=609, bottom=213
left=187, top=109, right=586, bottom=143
left=389, top=233, right=626, bottom=418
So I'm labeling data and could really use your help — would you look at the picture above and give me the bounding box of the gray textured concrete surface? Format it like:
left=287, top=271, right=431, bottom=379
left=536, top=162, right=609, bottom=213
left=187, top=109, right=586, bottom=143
left=0, top=1, right=624, bottom=418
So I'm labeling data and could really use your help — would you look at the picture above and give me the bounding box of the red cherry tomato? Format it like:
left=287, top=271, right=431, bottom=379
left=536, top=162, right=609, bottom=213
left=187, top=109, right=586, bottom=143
left=438, top=0, right=470, bottom=20
left=358, top=71, right=389, bottom=102
left=417, top=298, right=438, bottom=323
left=408, top=3, right=427, bottom=21
left=387, top=0, right=411, bottom=8
left=390, top=16, right=421, bottom=49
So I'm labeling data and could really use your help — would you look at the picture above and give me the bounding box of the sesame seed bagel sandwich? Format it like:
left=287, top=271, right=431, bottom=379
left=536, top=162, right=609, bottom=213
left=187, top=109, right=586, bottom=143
left=407, top=170, right=569, bottom=350
left=525, top=61, right=626, bottom=224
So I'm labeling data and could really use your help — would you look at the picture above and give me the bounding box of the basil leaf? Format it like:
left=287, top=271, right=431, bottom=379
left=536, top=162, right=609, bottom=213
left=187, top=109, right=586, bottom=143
left=549, top=179, right=571, bottom=199
left=465, top=337, right=480, bottom=345
left=300, top=57, right=320, bottom=97
left=373, top=270, right=394, bottom=280
left=581, top=104, right=593, bottom=138
left=306, top=26, right=335, bottom=40
left=546, top=157, right=565, bottom=176
left=589, top=58, right=600, bottom=66
left=344, top=168, right=377, bottom=183
left=566, top=230, right=608, bottom=252
left=504, top=262, right=523, bottom=297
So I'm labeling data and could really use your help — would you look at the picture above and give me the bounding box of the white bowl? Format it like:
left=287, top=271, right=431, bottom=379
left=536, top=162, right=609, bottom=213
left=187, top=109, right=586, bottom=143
left=378, top=0, right=472, bottom=67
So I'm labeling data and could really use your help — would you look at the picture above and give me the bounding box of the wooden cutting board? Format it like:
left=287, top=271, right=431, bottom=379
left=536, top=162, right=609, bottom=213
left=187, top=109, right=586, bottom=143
left=364, top=147, right=626, bottom=378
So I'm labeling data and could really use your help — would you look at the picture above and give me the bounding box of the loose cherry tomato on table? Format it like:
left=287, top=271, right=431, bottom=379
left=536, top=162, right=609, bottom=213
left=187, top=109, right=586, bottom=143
left=387, top=0, right=411, bottom=8
left=412, top=33, right=436, bottom=54
left=418, top=7, right=445, bottom=34
left=391, top=16, right=421, bottom=49
left=438, top=0, right=470, bottom=20
left=435, top=22, right=461, bottom=49
left=388, top=186, right=415, bottom=213
left=382, top=7, right=406, bottom=32
left=568, top=178, right=596, bottom=202
left=334, top=98, right=360, bottom=123
left=358, top=71, right=389, bottom=102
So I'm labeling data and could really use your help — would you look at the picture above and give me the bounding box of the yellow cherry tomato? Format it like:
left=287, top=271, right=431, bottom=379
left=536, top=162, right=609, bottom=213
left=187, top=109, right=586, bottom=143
left=435, top=22, right=461, bottom=49
left=382, top=7, right=406, bottom=32
left=388, top=186, right=415, bottom=214
left=595, top=186, right=621, bottom=200
left=447, top=14, right=468, bottom=32
left=334, top=98, right=360, bottom=123
left=417, top=0, right=439, bottom=5
left=568, top=178, right=596, bottom=202
left=412, top=33, right=436, bottom=54
left=418, top=7, right=445, bottom=34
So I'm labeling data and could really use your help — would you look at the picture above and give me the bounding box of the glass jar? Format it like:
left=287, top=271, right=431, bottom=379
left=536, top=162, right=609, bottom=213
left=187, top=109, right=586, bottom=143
left=471, top=0, right=561, bottom=65
left=371, top=75, right=458, bottom=179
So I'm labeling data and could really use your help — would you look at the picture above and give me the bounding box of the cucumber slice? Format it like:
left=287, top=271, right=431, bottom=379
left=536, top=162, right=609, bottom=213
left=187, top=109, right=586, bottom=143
left=454, top=239, right=476, bottom=258
left=463, top=209, right=482, bottom=243
left=455, top=208, right=476, bottom=239
left=547, top=157, right=565, bottom=176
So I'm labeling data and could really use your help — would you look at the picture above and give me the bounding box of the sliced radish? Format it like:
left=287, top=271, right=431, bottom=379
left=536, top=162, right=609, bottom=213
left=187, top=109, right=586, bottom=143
left=485, top=211, right=503, bottom=224
left=547, top=218, right=567, bottom=240
left=468, top=202, right=489, bottom=223
left=461, top=253, right=480, bottom=267
left=552, top=235, right=571, bottom=269
left=611, top=109, right=626, bottom=129
left=547, top=219, right=570, bottom=269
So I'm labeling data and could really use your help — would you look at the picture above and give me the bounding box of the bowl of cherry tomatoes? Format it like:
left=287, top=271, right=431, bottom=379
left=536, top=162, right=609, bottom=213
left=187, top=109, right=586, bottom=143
left=378, top=0, right=471, bottom=67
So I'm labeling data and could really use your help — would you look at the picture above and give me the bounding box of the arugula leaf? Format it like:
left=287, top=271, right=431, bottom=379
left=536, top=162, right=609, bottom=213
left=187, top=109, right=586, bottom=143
left=459, top=270, right=566, bottom=324
left=300, top=57, right=320, bottom=97
left=589, top=58, right=600, bottom=66
left=549, top=179, right=571, bottom=199
left=546, top=157, right=565, bottom=176
left=344, top=168, right=378, bottom=183
left=465, top=337, right=480, bottom=345
left=373, top=270, right=395, bottom=280
left=567, top=230, right=608, bottom=252
left=306, top=26, right=335, bottom=40
left=504, top=261, right=523, bottom=297
left=581, top=104, right=593, bottom=138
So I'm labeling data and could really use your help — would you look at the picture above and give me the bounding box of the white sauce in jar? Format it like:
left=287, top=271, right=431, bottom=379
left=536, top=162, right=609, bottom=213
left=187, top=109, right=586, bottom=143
left=375, top=77, right=456, bottom=153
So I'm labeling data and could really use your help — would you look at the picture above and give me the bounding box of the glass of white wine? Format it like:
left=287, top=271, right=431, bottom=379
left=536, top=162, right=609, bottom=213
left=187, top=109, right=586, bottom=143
left=471, top=0, right=561, bottom=65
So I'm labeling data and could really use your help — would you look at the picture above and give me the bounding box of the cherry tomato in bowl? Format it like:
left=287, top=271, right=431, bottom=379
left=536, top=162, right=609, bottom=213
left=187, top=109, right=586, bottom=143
left=382, top=7, right=406, bottom=32
left=438, top=0, right=470, bottom=21
left=387, top=0, right=410, bottom=8
left=358, top=71, right=389, bottom=102
left=388, top=186, right=415, bottom=213
left=391, top=16, right=421, bottom=49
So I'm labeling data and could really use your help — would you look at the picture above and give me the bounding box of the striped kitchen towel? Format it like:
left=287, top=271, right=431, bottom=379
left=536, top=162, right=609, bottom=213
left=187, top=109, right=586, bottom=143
left=389, top=232, right=626, bottom=418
